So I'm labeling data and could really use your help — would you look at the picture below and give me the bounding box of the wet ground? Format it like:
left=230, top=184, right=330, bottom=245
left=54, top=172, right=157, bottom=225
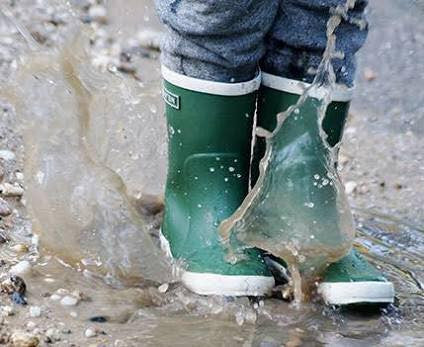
left=0, top=0, right=423, bottom=346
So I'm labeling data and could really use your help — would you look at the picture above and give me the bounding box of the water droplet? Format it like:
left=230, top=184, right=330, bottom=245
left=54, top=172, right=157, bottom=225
left=149, top=104, right=157, bottom=113
left=314, top=174, right=320, bottom=180
left=228, top=167, right=235, bottom=172
left=304, top=202, right=314, bottom=208
left=194, top=176, right=198, bottom=180
left=209, top=167, right=215, bottom=172
left=294, top=108, right=300, bottom=114
left=236, top=174, right=242, bottom=178
left=224, top=178, right=229, bottom=182
left=197, top=204, right=202, bottom=208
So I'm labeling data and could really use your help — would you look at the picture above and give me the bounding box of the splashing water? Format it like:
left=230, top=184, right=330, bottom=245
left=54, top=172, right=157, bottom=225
left=0, top=26, right=173, bottom=285
left=219, top=0, right=360, bottom=302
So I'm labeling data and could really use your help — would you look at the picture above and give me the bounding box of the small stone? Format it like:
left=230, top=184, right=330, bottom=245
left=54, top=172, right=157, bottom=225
left=10, top=261, right=31, bottom=276
left=45, top=328, right=61, bottom=343
left=0, top=183, right=24, bottom=197
left=0, top=150, right=16, bottom=161
left=84, top=327, right=97, bottom=338
left=10, top=331, right=39, bottom=347
left=89, top=316, right=107, bottom=323
left=29, top=306, right=41, bottom=318
left=50, top=294, right=61, bottom=301
left=71, top=290, right=84, bottom=300
left=11, top=244, right=29, bottom=253
left=363, top=67, right=377, bottom=81
left=11, top=291, right=27, bottom=305
left=0, top=197, right=11, bottom=217
left=26, top=321, right=37, bottom=329
left=15, top=172, right=24, bottom=181
left=70, top=311, right=78, bottom=318
left=88, top=5, right=107, bottom=24
left=344, top=181, right=357, bottom=195
left=158, top=283, right=169, bottom=293
left=60, top=295, right=79, bottom=306
left=55, top=288, right=69, bottom=295
left=1, top=305, right=14, bottom=317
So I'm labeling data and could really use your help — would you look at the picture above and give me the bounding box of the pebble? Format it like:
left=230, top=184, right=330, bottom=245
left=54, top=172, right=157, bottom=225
left=11, top=244, right=29, bottom=253
left=0, top=182, right=24, bottom=197
left=0, top=149, right=16, bottom=161
left=10, top=331, right=39, bottom=347
left=363, top=67, right=377, bottom=81
left=29, top=306, right=41, bottom=318
left=344, top=181, right=358, bottom=195
left=50, top=294, right=61, bottom=301
left=15, top=172, right=24, bottom=181
left=26, top=321, right=37, bottom=329
left=84, top=327, right=97, bottom=338
left=10, top=261, right=31, bottom=276
left=70, top=311, right=78, bottom=318
left=0, top=305, right=14, bottom=317
left=1, top=276, right=26, bottom=294
left=60, top=295, right=79, bottom=306
left=45, top=328, right=61, bottom=343
left=158, top=283, right=169, bottom=293
left=55, top=288, right=69, bottom=295
left=88, top=5, right=108, bottom=24
left=0, top=197, right=11, bottom=217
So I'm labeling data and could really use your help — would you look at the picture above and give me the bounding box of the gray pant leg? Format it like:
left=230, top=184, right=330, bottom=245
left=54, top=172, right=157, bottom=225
left=261, top=0, right=369, bottom=87
left=155, top=0, right=279, bottom=83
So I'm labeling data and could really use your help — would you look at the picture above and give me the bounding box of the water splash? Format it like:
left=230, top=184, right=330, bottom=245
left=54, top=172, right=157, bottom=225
left=219, top=0, right=360, bottom=302
left=0, top=27, right=172, bottom=285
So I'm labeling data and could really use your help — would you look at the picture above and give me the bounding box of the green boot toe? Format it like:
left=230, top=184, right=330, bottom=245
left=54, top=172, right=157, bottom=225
left=253, top=72, right=394, bottom=304
left=318, top=249, right=394, bottom=305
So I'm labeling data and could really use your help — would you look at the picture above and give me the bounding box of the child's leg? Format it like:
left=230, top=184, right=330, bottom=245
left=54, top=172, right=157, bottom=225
left=155, top=0, right=279, bottom=82
left=261, top=0, right=369, bottom=86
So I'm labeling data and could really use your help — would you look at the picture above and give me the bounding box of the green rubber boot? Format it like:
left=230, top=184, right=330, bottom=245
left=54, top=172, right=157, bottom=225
left=253, top=72, right=394, bottom=305
left=160, top=66, right=274, bottom=296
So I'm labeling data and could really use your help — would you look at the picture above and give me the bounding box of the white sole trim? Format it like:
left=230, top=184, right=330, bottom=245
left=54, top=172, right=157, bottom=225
left=182, top=271, right=275, bottom=297
left=161, top=65, right=261, bottom=96
left=261, top=72, right=353, bottom=102
left=318, top=281, right=395, bottom=305
left=159, top=230, right=275, bottom=296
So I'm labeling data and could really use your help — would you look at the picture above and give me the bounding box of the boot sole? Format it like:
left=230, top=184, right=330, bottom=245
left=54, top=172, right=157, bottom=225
left=159, top=230, right=275, bottom=296
left=318, top=281, right=395, bottom=305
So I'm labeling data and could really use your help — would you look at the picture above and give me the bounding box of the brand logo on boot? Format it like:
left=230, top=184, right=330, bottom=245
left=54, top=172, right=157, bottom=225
left=163, top=88, right=180, bottom=110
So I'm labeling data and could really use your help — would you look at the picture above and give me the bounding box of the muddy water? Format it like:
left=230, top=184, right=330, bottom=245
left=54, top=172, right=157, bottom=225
left=0, top=0, right=423, bottom=345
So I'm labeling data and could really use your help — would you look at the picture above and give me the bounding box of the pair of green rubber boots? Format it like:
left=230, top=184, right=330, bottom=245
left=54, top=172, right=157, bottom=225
left=160, top=66, right=394, bottom=305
